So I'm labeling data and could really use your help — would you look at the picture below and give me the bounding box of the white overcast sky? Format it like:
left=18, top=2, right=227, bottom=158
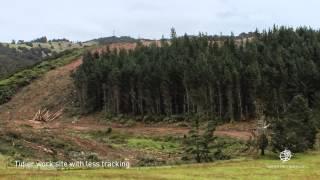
left=0, top=0, right=319, bottom=42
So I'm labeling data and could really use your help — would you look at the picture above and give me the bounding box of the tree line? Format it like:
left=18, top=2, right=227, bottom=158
left=73, top=26, right=320, bottom=124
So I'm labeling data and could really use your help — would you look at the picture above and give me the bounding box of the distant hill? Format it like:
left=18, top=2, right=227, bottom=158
left=0, top=37, right=89, bottom=79
left=6, top=40, right=84, bottom=53
left=0, top=35, right=149, bottom=79
left=86, top=36, right=138, bottom=45
left=0, top=43, right=54, bottom=79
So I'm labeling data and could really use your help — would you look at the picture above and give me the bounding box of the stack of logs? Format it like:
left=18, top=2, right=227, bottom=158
left=32, top=108, right=63, bottom=122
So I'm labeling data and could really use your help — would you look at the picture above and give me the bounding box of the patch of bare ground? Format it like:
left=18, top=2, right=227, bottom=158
left=215, top=121, right=256, bottom=140
left=61, top=116, right=253, bottom=141
left=62, top=135, right=121, bottom=158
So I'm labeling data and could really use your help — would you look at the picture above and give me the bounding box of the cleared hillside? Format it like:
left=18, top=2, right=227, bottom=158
left=0, top=58, right=82, bottom=121
left=0, top=41, right=255, bottom=166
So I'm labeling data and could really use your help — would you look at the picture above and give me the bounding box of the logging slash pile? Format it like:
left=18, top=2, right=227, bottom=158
left=32, top=108, right=63, bottom=122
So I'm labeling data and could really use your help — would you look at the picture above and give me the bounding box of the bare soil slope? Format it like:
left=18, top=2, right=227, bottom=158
left=0, top=59, right=82, bottom=121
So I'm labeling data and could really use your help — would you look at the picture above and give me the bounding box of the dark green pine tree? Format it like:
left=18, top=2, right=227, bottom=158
left=271, top=95, right=318, bottom=152
left=201, top=120, right=217, bottom=161
left=182, top=118, right=202, bottom=163
left=313, top=93, right=320, bottom=128
left=182, top=118, right=216, bottom=163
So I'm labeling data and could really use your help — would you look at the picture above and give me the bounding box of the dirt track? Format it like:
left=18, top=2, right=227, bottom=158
left=65, top=119, right=253, bottom=141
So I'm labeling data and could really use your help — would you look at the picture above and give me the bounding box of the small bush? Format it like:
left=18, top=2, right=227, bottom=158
left=127, top=138, right=180, bottom=153
left=91, top=129, right=113, bottom=139
left=124, top=120, right=136, bottom=127
left=143, top=115, right=154, bottom=122
left=136, top=155, right=166, bottom=167
left=213, top=149, right=230, bottom=160
left=176, top=122, right=189, bottom=127
left=87, top=153, right=99, bottom=161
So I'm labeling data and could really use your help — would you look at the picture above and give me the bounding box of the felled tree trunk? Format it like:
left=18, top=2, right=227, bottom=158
left=32, top=108, right=63, bottom=122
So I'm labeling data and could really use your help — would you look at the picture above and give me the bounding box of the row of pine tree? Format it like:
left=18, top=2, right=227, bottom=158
left=73, top=26, right=320, bottom=122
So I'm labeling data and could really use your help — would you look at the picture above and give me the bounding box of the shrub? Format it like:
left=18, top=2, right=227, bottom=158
left=213, top=149, right=230, bottom=160
left=271, top=95, right=318, bottom=152
left=183, top=120, right=216, bottom=163
left=136, top=155, right=166, bottom=167
left=124, top=120, right=136, bottom=127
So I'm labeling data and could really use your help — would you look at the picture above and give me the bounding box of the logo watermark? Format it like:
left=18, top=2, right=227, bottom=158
left=266, top=149, right=305, bottom=169
left=279, top=149, right=292, bottom=162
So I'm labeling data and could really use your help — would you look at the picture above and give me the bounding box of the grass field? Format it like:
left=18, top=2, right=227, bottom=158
left=0, top=151, right=319, bottom=180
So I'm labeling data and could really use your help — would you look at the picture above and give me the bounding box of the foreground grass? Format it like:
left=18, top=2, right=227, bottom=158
left=0, top=151, right=319, bottom=180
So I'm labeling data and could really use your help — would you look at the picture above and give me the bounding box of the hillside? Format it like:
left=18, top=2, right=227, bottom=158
left=86, top=36, right=138, bottom=45
left=0, top=58, right=82, bottom=121
left=0, top=30, right=319, bottom=180
left=0, top=36, right=148, bottom=79
left=0, top=43, right=52, bottom=78
left=1, top=0, right=320, bottom=178
left=5, top=40, right=86, bottom=53
left=0, top=41, right=255, bottom=168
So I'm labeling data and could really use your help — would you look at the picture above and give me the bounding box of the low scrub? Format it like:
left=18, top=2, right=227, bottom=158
left=126, top=138, right=180, bottom=153
left=0, top=128, right=86, bottom=162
